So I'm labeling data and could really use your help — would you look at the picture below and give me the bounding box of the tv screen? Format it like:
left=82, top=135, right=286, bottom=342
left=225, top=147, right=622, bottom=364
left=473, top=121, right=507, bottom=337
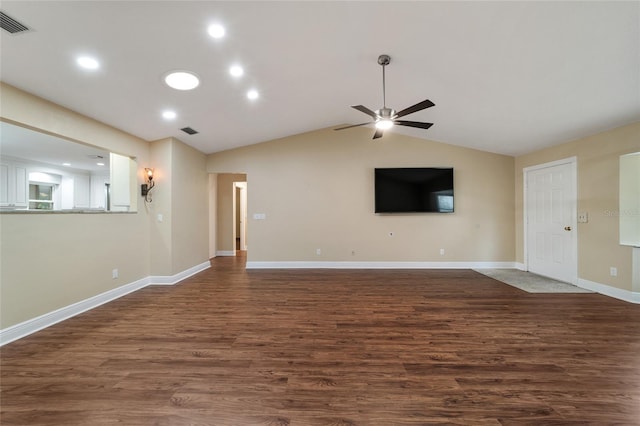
left=375, top=168, right=454, bottom=213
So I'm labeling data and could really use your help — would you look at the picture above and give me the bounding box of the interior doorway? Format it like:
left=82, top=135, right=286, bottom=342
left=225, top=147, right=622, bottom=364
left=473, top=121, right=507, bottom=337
left=524, top=157, right=577, bottom=284
left=234, top=181, right=247, bottom=251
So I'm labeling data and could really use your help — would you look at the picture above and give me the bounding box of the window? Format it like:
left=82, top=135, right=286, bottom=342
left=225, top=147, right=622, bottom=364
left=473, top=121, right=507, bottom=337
left=29, top=184, right=54, bottom=210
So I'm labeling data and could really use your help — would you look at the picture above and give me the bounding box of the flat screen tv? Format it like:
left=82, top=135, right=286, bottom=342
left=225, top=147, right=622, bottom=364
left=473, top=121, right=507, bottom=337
left=374, top=167, right=454, bottom=213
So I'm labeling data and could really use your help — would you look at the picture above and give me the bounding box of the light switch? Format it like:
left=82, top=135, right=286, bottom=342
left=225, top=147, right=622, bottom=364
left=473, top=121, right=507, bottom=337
left=157, top=213, right=163, bottom=222
left=253, top=213, right=266, bottom=220
left=578, top=211, right=588, bottom=223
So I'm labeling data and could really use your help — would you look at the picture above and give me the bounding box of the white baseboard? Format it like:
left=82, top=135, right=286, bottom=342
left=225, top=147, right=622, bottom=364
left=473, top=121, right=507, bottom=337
left=515, top=262, right=526, bottom=271
left=215, top=250, right=236, bottom=257
left=0, top=277, right=149, bottom=346
left=149, top=261, right=211, bottom=285
left=0, top=261, right=211, bottom=346
left=246, top=261, right=517, bottom=269
left=578, top=278, right=640, bottom=304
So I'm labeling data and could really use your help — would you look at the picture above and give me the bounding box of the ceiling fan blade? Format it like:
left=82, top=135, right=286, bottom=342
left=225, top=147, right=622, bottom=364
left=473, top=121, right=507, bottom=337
left=394, top=99, right=435, bottom=119
left=352, top=105, right=379, bottom=119
left=334, top=122, right=373, bottom=131
left=372, top=128, right=384, bottom=139
left=394, top=120, right=434, bottom=130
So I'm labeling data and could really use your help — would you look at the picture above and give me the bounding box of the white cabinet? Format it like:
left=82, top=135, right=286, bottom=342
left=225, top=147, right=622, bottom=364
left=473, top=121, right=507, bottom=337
left=0, top=161, right=28, bottom=209
left=60, top=174, right=91, bottom=209
left=90, top=175, right=109, bottom=209
left=73, top=174, right=91, bottom=209
left=110, top=153, right=133, bottom=211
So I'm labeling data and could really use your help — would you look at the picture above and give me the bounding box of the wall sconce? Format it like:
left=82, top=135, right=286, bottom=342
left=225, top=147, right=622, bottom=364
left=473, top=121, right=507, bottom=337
left=141, top=168, right=155, bottom=202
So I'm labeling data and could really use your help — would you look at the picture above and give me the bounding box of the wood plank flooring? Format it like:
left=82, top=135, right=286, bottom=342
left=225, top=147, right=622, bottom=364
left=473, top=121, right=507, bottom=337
left=2, top=254, right=640, bottom=425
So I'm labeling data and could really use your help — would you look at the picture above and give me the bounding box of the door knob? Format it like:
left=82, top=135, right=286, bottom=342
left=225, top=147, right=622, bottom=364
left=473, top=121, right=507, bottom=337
left=564, top=226, right=572, bottom=231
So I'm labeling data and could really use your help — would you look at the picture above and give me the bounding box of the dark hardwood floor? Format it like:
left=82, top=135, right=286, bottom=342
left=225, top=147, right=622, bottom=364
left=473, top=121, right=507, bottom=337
left=2, top=254, right=640, bottom=425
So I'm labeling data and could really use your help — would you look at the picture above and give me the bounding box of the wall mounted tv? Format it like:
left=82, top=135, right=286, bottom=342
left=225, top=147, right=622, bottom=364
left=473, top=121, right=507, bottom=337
left=374, top=167, right=454, bottom=213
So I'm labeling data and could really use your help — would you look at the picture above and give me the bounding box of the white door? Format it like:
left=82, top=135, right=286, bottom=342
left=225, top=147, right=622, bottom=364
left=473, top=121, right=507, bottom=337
left=525, top=159, right=577, bottom=284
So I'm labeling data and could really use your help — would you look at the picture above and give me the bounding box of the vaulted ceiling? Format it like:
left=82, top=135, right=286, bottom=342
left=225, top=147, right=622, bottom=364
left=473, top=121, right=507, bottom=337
left=1, top=1, right=638, bottom=156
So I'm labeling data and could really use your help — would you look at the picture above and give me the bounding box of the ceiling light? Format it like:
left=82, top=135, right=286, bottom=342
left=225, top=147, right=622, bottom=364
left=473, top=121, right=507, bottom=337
left=229, top=65, right=244, bottom=78
left=375, top=119, right=394, bottom=130
left=97, top=162, right=105, bottom=166
left=162, top=110, right=177, bottom=120
left=76, top=56, right=99, bottom=70
left=247, top=89, right=259, bottom=100
left=63, top=163, right=71, bottom=167
left=208, top=24, right=225, bottom=39
left=164, top=71, right=200, bottom=90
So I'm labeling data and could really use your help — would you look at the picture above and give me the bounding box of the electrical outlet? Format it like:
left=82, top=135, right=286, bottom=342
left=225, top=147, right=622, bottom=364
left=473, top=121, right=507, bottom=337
left=316, top=248, right=321, bottom=256
left=440, top=248, right=445, bottom=256
left=610, top=267, right=617, bottom=277
left=112, top=268, right=119, bottom=279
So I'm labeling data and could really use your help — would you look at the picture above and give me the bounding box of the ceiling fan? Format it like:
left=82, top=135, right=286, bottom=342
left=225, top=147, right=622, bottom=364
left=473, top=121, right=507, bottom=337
left=335, top=54, right=435, bottom=139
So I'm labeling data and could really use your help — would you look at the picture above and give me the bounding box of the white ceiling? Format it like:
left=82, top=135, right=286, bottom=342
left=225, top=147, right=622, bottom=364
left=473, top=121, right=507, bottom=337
left=1, top=1, right=638, bottom=157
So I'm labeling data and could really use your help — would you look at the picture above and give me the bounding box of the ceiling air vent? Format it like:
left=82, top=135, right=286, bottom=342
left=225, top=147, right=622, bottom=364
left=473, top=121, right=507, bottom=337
left=0, top=11, right=30, bottom=34
left=181, top=127, right=199, bottom=135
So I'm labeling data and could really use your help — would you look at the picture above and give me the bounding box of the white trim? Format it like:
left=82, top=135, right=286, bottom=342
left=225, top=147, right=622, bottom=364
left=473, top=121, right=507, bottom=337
left=215, top=250, right=236, bottom=257
left=0, top=277, right=150, bottom=346
left=0, top=261, right=211, bottom=346
left=523, top=156, right=578, bottom=174
left=523, top=156, right=578, bottom=283
left=149, top=261, right=211, bottom=286
left=246, top=261, right=517, bottom=269
left=578, top=278, right=640, bottom=304
left=515, top=262, right=526, bottom=271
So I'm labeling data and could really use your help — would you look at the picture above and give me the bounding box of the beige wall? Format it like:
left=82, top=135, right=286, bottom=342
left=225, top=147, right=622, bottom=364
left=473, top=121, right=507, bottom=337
left=149, top=138, right=173, bottom=276
left=515, top=121, right=640, bottom=291
left=170, top=138, right=209, bottom=273
left=0, top=83, right=151, bottom=328
left=148, top=137, right=209, bottom=275
left=208, top=126, right=515, bottom=263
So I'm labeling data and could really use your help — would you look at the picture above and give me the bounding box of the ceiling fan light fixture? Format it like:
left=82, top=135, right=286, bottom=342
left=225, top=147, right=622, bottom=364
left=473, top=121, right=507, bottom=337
left=335, top=54, right=435, bottom=139
left=375, top=119, right=394, bottom=130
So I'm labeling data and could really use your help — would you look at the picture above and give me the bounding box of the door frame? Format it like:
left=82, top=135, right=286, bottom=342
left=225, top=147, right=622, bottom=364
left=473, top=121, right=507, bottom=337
left=523, top=156, right=578, bottom=283
left=233, top=181, right=247, bottom=251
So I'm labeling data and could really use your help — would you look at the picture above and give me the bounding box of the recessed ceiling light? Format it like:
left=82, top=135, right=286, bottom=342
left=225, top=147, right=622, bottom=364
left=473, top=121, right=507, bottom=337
left=164, top=71, right=200, bottom=90
left=76, top=56, right=99, bottom=70
left=247, top=89, right=259, bottom=100
left=162, top=110, right=177, bottom=120
left=229, top=65, right=244, bottom=78
left=208, top=24, right=225, bottom=39
left=97, top=162, right=105, bottom=166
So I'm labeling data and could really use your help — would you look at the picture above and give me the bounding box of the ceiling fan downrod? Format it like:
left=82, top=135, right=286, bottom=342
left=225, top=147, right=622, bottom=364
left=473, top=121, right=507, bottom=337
left=377, top=54, right=394, bottom=119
